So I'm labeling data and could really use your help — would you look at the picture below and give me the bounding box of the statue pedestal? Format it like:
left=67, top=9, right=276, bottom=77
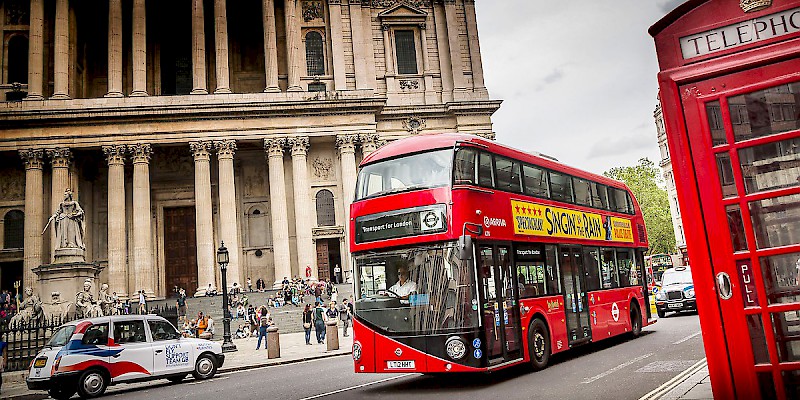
left=53, top=247, right=86, bottom=264
left=33, top=262, right=104, bottom=311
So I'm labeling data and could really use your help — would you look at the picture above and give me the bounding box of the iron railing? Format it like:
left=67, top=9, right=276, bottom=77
left=0, top=316, right=74, bottom=372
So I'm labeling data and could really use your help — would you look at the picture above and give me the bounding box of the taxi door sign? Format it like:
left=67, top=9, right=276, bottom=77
left=511, top=200, right=633, bottom=243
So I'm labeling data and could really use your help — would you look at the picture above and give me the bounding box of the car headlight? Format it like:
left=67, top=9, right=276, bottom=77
left=445, top=336, right=467, bottom=360
left=655, top=291, right=666, bottom=301
left=352, top=341, right=362, bottom=361
left=684, top=288, right=695, bottom=298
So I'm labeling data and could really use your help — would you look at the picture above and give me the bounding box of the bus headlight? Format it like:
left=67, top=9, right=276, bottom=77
left=445, top=336, right=466, bottom=360
left=352, top=341, right=362, bottom=361
left=684, top=288, right=695, bottom=298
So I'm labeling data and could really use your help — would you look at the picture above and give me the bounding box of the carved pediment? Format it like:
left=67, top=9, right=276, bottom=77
left=378, top=3, right=427, bottom=24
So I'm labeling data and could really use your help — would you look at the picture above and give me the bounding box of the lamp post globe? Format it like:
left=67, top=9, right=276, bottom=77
left=217, top=242, right=237, bottom=352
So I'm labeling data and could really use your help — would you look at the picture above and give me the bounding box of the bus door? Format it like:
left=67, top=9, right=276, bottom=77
left=479, top=245, right=522, bottom=364
left=560, top=246, right=592, bottom=346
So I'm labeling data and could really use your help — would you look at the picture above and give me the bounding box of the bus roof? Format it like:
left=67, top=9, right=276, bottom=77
left=361, top=133, right=630, bottom=191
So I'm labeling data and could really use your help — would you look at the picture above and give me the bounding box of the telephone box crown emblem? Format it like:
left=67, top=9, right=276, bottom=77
left=740, top=0, right=772, bottom=13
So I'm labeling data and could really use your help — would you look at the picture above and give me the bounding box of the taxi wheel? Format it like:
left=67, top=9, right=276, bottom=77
left=657, top=308, right=666, bottom=318
left=528, top=318, right=550, bottom=371
left=77, top=369, right=108, bottom=398
left=192, top=354, right=217, bottom=380
left=48, top=387, right=76, bottom=400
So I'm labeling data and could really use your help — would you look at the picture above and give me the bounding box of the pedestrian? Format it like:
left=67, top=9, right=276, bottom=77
left=326, top=279, right=333, bottom=297
left=312, top=301, right=326, bottom=344
left=255, top=306, right=270, bottom=350
left=334, top=265, right=341, bottom=284
left=339, top=298, right=353, bottom=337
left=0, top=336, right=7, bottom=395
left=314, top=284, right=323, bottom=304
left=196, top=312, right=208, bottom=338
left=331, top=285, right=338, bottom=304
left=176, top=288, right=187, bottom=319
left=138, top=290, right=147, bottom=314
left=302, top=304, right=313, bottom=345
left=326, top=301, right=338, bottom=323
left=247, top=277, right=253, bottom=292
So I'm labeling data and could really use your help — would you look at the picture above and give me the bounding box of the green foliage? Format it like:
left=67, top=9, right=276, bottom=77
left=604, top=158, right=676, bottom=255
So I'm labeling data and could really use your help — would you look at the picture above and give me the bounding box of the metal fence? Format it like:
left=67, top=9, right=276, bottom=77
left=0, top=316, right=74, bottom=372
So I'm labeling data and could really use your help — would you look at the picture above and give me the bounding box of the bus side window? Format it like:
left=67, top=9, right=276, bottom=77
left=583, top=247, right=601, bottom=291
left=545, top=245, right=561, bottom=293
left=601, top=248, right=619, bottom=289
left=523, top=164, right=549, bottom=198
left=590, top=182, right=609, bottom=210
left=573, top=177, right=592, bottom=206
left=495, top=156, right=522, bottom=193
left=478, top=152, right=495, bottom=188
left=617, top=250, right=634, bottom=287
left=453, top=148, right=477, bottom=185
left=549, top=171, right=574, bottom=203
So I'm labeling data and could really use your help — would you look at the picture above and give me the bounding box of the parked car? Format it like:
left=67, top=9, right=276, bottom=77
left=26, top=314, right=224, bottom=399
left=654, top=266, right=696, bottom=318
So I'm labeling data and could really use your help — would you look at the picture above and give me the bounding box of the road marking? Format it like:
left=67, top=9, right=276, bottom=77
left=298, top=373, right=415, bottom=400
left=673, top=331, right=702, bottom=345
left=639, top=358, right=707, bottom=400
left=188, top=376, right=229, bottom=385
left=582, top=353, right=654, bottom=384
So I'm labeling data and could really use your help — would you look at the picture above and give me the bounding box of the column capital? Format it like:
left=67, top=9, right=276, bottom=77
left=263, top=138, right=286, bottom=158
left=288, top=136, right=310, bottom=157
left=360, top=133, right=383, bottom=153
left=128, top=143, right=153, bottom=163
left=327, top=0, right=342, bottom=4
left=46, top=148, right=72, bottom=168
left=20, top=149, right=45, bottom=170
left=214, top=139, right=237, bottom=159
left=103, top=145, right=127, bottom=166
left=190, top=141, right=213, bottom=161
left=336, top=134, right=358, bottom=154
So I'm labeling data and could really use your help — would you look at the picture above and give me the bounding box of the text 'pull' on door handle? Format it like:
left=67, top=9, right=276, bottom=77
left=717, top=272, right=732, bottom=300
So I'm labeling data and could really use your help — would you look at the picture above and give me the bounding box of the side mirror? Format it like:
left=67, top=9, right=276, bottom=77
left=458, top=235, right=474, bottom=261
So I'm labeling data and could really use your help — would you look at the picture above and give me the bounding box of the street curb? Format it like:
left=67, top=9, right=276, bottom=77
left=638, top=358, right=707, bottom=400
left=2, top=350, right=352, bottom=400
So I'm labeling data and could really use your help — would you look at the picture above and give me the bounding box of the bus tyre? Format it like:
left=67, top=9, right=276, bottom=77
left=77, top=369, right=108, bottom=398
left=630, top=304, right=642, bottom=338
left=528, top=319, right=550, bottom=371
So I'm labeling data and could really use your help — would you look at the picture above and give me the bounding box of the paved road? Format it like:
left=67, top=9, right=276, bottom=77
left=94, top=313, right=704, bottom=400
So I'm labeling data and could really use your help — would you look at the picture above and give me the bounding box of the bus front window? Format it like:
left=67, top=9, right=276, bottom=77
left=354, top=243, right=479, bottom=334
left=355, top=149, right=453, bottom=200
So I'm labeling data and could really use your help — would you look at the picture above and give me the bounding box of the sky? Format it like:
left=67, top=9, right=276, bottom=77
left=473, top=0, right=685, bottom=175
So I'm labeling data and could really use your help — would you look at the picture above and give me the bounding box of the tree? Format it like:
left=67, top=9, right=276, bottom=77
left=604, top=158, right=676, bottom=255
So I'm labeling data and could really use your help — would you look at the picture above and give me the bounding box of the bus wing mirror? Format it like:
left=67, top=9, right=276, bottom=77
left=458, top=235, right=474, bottom=261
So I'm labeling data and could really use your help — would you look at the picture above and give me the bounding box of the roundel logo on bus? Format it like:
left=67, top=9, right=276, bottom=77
left=611, top=303, right=620, bottom=322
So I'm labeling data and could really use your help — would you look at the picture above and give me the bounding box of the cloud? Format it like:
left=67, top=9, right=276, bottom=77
left=657, top=0, right=684, bottom=13
left=535, top=68, right=566, bottom=91
left=587, top=134, right=656, bottom=159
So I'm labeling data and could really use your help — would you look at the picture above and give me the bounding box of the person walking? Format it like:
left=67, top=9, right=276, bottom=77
left=312, top=301, right=327, bottom=344
left=314, top=284, right=323, bottom=305
left=0, top=336, right=7, bottom=395
left=255, top=306, right=271, bottom=350
left=176, top=289, right=187, bottom=319
left=331, top=285, right=339, bottom=304
left=138, top=290, right=147, bottom=314
left=339, top=298, right=353, bottom=337
left=302, top=304, right=313, bottom=345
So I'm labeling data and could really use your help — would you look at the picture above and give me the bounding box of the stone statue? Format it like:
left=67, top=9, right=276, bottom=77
left=42, top=292, right=72, bottom=324
left=43, top=188, right=85, bottom=251
left=9, top=287, right=44, bottom=327
left=75, top=279, right=103, bottom=318
left=98, top=283, right=115, bottom=316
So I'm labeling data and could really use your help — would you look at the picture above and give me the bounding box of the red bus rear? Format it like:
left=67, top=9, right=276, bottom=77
left=350, top=133, right=654, bottom=373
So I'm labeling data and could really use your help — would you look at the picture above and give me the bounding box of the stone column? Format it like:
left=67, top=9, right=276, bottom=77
left=361, top=4, right=377, bottom=90
left=130, top=144, right=154, bottom=298
left=215, top=140, right=241, bottom=287
left=52, top=0, right=70, bottom=99
left=47, top=148, right=72, bottom=262
left=381, top=24, right=395, bottom=94
left=288, top=136, right=315, bottom=280
left=103, top=145, right=128, bottom=298
left=213, top=0, right=232, bottom=94
left=191, top=0, right=208, bottom=94
left=463, top=0, right=486, bottom=97
left=284, top=0, right=302, bottom=91
left=264, top=138, right=291, bottom=288
left=337, top=135, right=358, bottom=282
left=328, top=0, right=347, bottom=91
left=191, top=142, right=216, bottom=294
left=25, top=0, right=44, bottom=100
left=419, top=23, right=437, bottom=103
left=433, top=2, right=453, bottom=103
left=106, top=0, right=123, bottom=97
left=348, top=0, right=369, bottom=90
left=444, top=0, right=467, bottom=98
left=361, top=133, right=381, bottom=157
left=131, top=0, right=148, bottom=96
left=262, top=0, right=280, bottom=92
left=20, top=149, right=45, bottom=287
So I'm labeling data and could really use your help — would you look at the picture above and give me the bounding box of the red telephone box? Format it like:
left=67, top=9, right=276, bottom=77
left=651, top=1, right=800, bottom=398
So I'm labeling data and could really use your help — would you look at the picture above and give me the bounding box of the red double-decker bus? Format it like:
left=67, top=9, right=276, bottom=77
left=350, top=133, right=654, bottom=373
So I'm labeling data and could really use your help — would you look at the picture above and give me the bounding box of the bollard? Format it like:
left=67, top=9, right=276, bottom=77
left=326, top=320, right=339, bottom=351
left=267, top=326, right=280, bottom=359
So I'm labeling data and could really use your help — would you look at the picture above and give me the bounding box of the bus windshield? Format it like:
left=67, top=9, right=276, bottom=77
left=354, top=242, right=479, bottom=334
left=355, top=149, right=452, bottom=200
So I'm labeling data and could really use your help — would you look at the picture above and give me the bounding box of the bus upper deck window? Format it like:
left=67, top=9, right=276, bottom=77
left=453, top=148, right=477, bottom=185
left=478, top=152, right=495, bottom=187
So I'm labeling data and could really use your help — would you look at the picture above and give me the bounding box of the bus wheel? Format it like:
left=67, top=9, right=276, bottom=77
left=630, top=304, right=642, bottom=338
left=528, top=318, right=550, bottom=371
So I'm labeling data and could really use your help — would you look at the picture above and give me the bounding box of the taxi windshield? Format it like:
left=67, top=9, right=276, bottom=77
left=46, top=325, right=76, bottom=347
left=662, top=269, right=693, bottom=286
left=354, top=242, right=479, bottom=334
left=355, top=149, right=452, bottom=201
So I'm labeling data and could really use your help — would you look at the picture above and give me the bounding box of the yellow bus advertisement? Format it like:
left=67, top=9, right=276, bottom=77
left=511, top=199, right=634, bottom=243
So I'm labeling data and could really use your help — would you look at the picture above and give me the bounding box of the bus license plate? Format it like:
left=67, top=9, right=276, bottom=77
left=387, top=360, right=415, bottom=370
left=33, top=358, right=47, bottom=368
left=668, top=302, right=683, bottom=309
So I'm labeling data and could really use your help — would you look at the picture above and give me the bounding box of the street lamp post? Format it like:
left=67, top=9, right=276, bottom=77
left=217, top=242, right=237, bottom=352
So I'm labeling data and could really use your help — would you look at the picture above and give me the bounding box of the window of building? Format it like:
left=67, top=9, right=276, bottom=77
left=316, top=190, right=335, bottom=227
left=308, top=82, right=326, bottom=92
left=4, top=210, right=24, bottom=249
left=6, top=35, right=28, bottom=85
left=394, top=30, right=418, bottom=75
left=305, top=31, right=325, bottom=76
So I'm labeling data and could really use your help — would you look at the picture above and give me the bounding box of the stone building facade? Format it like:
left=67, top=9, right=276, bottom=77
left=654, top=99, right=687, bottom=262
left=0, top=0, right=500, bottom=298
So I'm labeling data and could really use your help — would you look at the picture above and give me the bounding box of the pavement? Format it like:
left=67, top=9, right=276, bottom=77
left=640, top=358, right=712, bottom=400
left=1, top=325, right=354, bottom=400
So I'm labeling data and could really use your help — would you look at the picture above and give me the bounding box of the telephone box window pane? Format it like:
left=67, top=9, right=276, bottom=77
left=706, top=100, right=727, bottom=146
left=739, top=136, right=800, bottom=194
left=726, top=205, right=748, bottom=252
left=760, top=252, right=800, bottom=305
left=772, top=311, right=800, bottom=362
left=728, top=82, right=800, bottom=142
left=757, top=372, right=778, bottom=400
left=750, top=194, right=800, bottom=249
left=522, top=164, right=549, bottom=198
left=747, top=314, right=771, bottom=365
left=716, top=153, right=738, bottom=198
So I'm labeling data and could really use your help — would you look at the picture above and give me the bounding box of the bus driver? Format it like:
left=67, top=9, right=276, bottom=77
left=388, top=264, right=417, bottom=302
